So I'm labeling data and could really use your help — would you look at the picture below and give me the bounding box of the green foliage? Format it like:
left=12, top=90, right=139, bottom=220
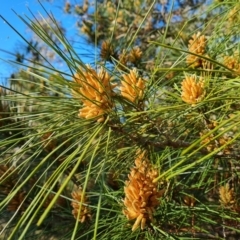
left=1, top=0, right=240, bottom=239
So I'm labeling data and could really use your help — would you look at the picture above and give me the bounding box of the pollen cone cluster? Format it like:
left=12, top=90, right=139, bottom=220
left=128, top=47, right=142, bottom=64
left=0, top=165, right=26, bottom=212
left=100, top=40, right=115, bottom=61
left=200, top=129, right=233, bottom=154
left=73, top=65, right=116, bottom=122
left=181, top=75, right=205, bottom=105
left=224, top=54, right=240, bottom=76
left=186, top=32, right=207, bottom=68
left=228, top=5, right=240, bottom=23
left=120, top=69, right=145, bottom=104
left=219, top=184, right=235, bottom=207
left=71, top=188, right=91, bottom=223
left=118, top=49, right=129, bottom=70
left=123, top=150, right=163, bottom=231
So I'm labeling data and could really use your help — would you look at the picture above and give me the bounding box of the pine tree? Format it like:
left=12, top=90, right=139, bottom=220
left=1, top=0, right=240, bottom=239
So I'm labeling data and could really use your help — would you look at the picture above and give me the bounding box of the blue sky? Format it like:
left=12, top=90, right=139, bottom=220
left=1, top=1, right=29, bottom=82
left=0, top=0, right=94, bottom=84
